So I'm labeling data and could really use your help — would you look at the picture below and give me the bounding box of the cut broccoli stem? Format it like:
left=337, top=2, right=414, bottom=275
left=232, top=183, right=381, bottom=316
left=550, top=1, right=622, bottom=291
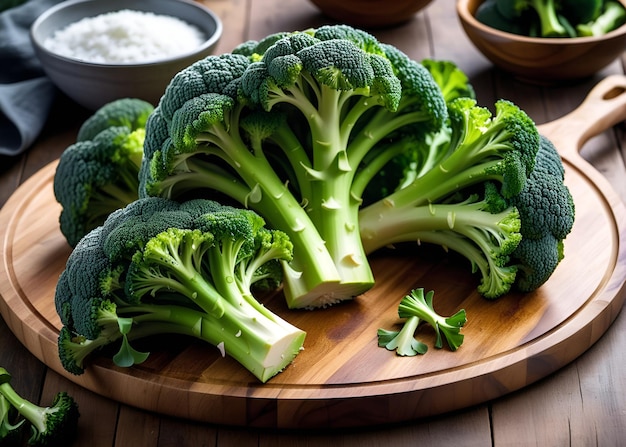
left=126, top=303, right=304, bottom=382
left=60, top=300, right=305, bottom=383
left=264, top=81, right=381, bottom=303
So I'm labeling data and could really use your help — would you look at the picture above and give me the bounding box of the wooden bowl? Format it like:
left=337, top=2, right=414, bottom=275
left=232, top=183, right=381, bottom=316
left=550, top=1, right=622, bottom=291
left=308, top=0, right=433, bottom=28
left=457, top=0, right=626, bottom=83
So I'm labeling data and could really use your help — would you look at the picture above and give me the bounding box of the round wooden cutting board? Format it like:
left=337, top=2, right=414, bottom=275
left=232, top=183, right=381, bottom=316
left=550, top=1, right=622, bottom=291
left=1, top=76, right=626, bottom=429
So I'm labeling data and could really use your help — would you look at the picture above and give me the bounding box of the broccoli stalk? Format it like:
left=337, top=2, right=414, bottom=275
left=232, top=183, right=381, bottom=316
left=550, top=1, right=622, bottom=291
left=378, top=289, right=467, bottom=356
left=576, top=1, right=626, bottom=36
left=496, top=0, right=569, bottom=37
left=238, top=27, right=446, bottom=307
left=365, top=192, right=522, bottom=298
left=0, top=367, right=79, bottom=447
left=1, top=392, right=24, bottom=447
left=377, top=315, right=428, bottom=356
left=55, top=198, right=306, bottom=383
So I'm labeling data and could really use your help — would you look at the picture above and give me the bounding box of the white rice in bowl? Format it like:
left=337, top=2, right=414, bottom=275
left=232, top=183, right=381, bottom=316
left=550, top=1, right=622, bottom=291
left=43, top=9, right=206, bottom=64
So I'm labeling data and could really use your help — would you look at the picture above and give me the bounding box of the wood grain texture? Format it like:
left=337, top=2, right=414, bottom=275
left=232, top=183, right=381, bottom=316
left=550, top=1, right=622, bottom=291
left=1, top=77, right=625, bottom=428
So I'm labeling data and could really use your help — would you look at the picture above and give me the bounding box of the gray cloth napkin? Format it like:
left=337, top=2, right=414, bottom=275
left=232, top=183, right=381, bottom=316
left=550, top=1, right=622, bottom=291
left=0, top=0, right=65, bottom=156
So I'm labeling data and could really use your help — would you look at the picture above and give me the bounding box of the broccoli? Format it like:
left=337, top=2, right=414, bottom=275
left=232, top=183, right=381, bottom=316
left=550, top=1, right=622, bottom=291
left=507, top=135, right=575, bottom=291
left=139, top=25, right=447, bottom=309
left=359, top=58, right=474, bottom=207
left=421, top=59, right=476, bottom=104
left=475, top=0, right=531, bottom=35
left=359, top=96, right=574, bottom=299
left=54, top=98, right=154, bottom=247
left=55, top=197, right=306, bottom=383
left=378, top=289, right=467, bottom=356
left=478, top=0, right=616, bottom=38
left=495, top=0, right=570, bottom=37
left=1, top=391, right=23, bottom=447
left=0, top=367, right=79, bottom=447
left=576, top=1, right=626, bottom=36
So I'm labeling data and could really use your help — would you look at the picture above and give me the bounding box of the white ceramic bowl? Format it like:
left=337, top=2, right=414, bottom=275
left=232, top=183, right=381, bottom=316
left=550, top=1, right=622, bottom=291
left=30, top=0, right=222, bottom=110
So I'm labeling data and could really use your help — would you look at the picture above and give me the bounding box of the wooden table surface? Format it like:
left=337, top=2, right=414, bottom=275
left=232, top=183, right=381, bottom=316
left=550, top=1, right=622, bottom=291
left=1, top=0, right=625, bottom=445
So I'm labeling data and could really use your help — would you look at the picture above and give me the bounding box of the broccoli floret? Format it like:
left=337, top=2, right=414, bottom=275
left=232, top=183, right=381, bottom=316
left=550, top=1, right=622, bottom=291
left=508, top=135, right=575, bottom=291
left=378, top=289, right=467, bottom=356
left=359, top=97, right=561, bottom=298
left=76, top=97, right=154, bottom=142
left=55, top=197, right=306, bottom=382
left=421, top=59, right=476, bottom=104
left=0, top=367, right=79, bottom=447
left=576, top=1, right=626, bottom=36
left=360, top=97, right=574, bottom=299
left=54, top=98, right=154, bottom=247
left=140, top=25, right=448, bottom=309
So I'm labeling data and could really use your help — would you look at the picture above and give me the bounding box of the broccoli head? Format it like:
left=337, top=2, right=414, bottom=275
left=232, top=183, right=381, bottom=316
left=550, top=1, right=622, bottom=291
left=359, top=95, right=573, bottom=299
left=55, top=197, right=305, bottom=382
left=54, top=98, right=154, bottom=247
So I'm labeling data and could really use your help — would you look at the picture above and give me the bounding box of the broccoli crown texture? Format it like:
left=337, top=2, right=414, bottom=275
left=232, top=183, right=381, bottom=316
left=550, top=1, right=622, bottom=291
left=0, top=367, right=79, bottom=447
left=139, top=24, right=448, bottom=309
left=55, top=197, right=305, bottom=382
left=508, top=135, right=575, bottom=291
left=54, top=98, right=154, bottom=247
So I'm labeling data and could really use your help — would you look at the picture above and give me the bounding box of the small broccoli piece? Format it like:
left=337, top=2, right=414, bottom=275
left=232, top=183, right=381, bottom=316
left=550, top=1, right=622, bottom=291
left=54, top=98, right=154, bottom=247
left=377, top=316, right=428, bottom=356
left=0, top=367, right=79, bottom=447
left=55, top=197, right=306, bottom=382
left=378, top=289, right=467, bottom=355
left=576, top=1, right=626, bottom=36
